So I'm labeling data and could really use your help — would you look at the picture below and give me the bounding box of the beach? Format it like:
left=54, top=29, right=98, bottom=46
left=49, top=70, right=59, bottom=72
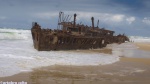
left=0, top=42, right=150, bottom=84
left=0, top=0, right=150, bottom=83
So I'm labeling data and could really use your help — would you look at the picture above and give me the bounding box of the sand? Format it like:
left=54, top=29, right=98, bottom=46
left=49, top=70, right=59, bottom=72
left=1, top=61, right=150, bottom=84
left=0, top=42, right=150, bottom=84
left=135, top=42, right=150, bottom=51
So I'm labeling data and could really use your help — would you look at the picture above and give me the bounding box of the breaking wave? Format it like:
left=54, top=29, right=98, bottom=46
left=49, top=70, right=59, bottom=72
left=129, top=36, right=150, bottom=42
left=0, top=28, right=31, bottom=40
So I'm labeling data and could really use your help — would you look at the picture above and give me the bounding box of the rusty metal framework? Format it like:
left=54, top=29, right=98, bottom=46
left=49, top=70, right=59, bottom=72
left=31, top=12, right=129, bottom=51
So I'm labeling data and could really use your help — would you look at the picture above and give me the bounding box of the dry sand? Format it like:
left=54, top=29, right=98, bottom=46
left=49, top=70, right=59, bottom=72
left=0, top=42, right=150, bottom=84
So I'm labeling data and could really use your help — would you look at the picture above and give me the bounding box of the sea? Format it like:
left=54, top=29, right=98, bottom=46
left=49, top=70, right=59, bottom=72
left=0, top=28, right=150, bottom=77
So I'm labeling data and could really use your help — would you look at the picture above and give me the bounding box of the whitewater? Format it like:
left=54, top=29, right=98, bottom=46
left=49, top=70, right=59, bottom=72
left=0, top=28, right=150, bottom=77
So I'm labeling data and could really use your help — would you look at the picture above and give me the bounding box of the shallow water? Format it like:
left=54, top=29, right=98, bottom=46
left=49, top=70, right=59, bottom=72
left=110, top=43, right=150, bottom=58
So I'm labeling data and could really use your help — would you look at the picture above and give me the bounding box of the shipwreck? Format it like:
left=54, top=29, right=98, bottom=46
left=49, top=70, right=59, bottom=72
left=31, top=12, right=129, bottom=51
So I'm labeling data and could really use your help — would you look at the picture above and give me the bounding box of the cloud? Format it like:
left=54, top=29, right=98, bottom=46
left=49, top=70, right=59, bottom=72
left=126, top=17, right=135, bottom=24
left=142, top=17, right=150, bottom=25
left=71, top=11, right=135, bottom=25
left=110, top=14, right=125, bottom=22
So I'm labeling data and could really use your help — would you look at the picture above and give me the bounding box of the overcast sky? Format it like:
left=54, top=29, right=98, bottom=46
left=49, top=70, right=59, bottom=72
left=0, top=0, right=150, bottom=37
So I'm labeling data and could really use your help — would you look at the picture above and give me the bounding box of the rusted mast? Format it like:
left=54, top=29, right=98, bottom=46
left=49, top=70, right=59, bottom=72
left=91, top=17, right=94, bottom=29
left=97, top=20, right=99, bottom=27
left=73, top=13, right=77, bottom=28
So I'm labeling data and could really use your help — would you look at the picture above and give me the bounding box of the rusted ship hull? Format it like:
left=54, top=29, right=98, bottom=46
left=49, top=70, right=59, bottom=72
left=32, top=29, right=107, bottom=51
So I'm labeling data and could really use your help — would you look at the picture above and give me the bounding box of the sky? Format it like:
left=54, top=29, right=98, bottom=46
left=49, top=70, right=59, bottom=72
left=0, top=0, right=150, bottom=37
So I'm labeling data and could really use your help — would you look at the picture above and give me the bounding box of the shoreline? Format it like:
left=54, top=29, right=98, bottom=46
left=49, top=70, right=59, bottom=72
left=0, top=42, right=150, bottom=84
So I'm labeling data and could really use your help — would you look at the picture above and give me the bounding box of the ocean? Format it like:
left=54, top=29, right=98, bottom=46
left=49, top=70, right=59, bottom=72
left=0, top=28, right=150, bottom=77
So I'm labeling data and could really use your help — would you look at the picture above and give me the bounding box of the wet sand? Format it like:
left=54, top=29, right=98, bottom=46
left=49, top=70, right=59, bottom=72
left=0, top=43, right=150, bottom=84
left=135, top=42, right=150, bottom=51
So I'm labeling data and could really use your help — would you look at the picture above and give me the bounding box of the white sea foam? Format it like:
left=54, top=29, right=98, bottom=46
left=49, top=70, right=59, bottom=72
left=0, top=39, right=120, bottom=77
